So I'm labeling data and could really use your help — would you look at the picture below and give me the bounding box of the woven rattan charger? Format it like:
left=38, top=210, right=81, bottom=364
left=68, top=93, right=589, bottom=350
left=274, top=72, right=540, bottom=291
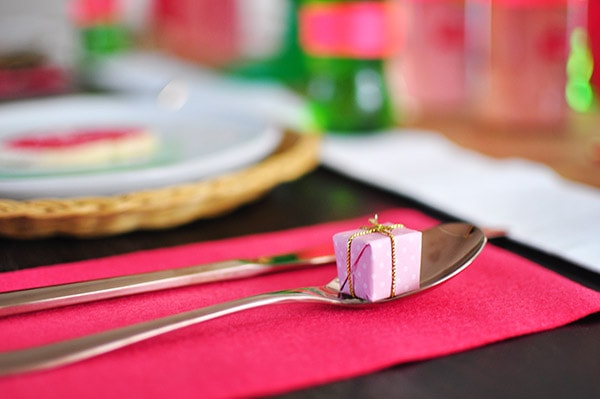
left=0, top=131, right=320, bottom=239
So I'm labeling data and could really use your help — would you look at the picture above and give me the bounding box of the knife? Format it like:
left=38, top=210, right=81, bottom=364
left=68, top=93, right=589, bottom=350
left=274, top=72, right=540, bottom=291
left=0, top=244, right=335, bottom=317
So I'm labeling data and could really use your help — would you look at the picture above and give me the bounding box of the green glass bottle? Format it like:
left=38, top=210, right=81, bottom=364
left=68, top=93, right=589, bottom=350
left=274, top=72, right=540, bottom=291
left=299, top=0, right=400, bottom=133
left=229, top=0, right=307, bottom=91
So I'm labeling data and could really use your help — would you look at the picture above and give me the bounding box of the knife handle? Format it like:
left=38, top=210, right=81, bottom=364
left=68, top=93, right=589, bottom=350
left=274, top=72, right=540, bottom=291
left=0, top=260, right=246, bottom=317
left=0, top=252, right=335, bottom=317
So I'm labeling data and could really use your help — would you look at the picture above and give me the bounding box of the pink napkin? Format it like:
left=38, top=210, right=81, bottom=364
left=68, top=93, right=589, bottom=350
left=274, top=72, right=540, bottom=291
left=1, top=209, right=599, bottom=399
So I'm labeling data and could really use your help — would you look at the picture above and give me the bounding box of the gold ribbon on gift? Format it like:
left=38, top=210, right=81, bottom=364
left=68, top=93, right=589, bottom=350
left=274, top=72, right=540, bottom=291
left=345, top=214, right=404, bottom=298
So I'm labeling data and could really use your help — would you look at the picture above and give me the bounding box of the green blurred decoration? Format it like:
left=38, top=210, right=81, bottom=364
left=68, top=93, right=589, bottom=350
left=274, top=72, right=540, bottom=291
left=229, top=0, right=307, bottom=91
left=81, top=24, right=130, bottom=56
left=566, top=27, right=595, bottom=112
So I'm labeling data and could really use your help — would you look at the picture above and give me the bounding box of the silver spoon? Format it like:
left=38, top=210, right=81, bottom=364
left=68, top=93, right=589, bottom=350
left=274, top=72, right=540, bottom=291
left=0, top=223, right=486, bottom=377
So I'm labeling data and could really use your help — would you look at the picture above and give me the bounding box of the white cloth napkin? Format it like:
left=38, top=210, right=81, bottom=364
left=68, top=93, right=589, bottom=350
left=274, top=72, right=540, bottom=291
left=321, top=130, right=600, bottom=274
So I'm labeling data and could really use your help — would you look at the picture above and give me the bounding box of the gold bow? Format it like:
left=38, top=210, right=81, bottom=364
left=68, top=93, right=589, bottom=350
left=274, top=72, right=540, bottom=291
left=345, top=214, right=404, bottom=298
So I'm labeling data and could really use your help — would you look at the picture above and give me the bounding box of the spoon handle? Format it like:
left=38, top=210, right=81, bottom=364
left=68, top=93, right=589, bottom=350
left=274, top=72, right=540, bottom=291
left=0, top=289, right=326, bottom=377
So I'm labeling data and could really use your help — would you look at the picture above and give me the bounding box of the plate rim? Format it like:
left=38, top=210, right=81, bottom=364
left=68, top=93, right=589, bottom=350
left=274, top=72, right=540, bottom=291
left=0, top=96, right=283, bottom=199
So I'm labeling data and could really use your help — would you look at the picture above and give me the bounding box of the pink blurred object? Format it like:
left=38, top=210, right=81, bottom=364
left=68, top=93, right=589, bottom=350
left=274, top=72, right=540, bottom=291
left=333, top=222, right=422, bottom=302
left=589, top=0, right=599, bottom=92
left=299, top=1, right=402, bottom=58
left=468, top=0, right=573, bottom=130
left=391, top=0, right=467, bottom=117
left=0, top=13, right=74, bottom=100
left=151, top=0, right=239, bottom=67
left=70, top=0, right=120, bottom=26
left=0, top=66, right=68, bottom=100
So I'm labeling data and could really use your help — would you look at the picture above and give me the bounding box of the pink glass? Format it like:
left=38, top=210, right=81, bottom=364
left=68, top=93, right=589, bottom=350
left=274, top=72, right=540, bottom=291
left=468, top=0, right=575, bottom=131
left=389, top=0, right=467, bottom=118
left=151, top=0, right=238, bottom=67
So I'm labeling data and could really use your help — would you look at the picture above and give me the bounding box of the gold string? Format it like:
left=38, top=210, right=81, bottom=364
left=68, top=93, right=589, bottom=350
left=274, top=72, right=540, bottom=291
left=345, top=214, right=404, bottom=298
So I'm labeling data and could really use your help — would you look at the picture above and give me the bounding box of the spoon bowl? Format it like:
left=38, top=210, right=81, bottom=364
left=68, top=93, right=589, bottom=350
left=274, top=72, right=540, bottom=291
left=0, top=222, right=486, bottom=377
left=274, top=222, right=487, bottom=306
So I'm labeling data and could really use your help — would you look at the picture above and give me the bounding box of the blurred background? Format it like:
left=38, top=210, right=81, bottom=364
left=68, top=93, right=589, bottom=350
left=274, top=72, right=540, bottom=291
left=0, top=0, right=598, bottom=134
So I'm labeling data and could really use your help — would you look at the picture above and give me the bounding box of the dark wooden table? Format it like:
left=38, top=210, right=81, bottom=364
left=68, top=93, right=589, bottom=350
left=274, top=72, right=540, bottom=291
left=1, top=167, right=598, bottom=398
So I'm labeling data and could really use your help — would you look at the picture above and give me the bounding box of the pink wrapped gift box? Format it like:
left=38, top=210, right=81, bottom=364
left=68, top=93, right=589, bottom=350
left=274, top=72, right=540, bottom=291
left=333, top=222, right=422, bottom=302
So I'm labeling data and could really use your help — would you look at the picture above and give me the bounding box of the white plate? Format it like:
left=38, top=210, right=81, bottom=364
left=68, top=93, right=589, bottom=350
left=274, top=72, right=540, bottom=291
left=0, top=95, right=282, bottom=199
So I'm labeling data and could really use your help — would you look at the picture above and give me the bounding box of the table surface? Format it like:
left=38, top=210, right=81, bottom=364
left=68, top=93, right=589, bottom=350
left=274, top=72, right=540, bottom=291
left=1, top=165, right=599, bottom=398
left=410, top=111, right=600, bottom=189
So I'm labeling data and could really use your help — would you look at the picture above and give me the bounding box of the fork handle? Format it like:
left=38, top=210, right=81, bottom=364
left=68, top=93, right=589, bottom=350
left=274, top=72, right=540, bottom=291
left=0, top=289, right=320, bottom=377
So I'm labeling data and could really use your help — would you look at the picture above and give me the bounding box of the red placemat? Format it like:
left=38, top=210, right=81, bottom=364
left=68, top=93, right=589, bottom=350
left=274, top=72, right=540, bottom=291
left=1, top=209, right=599, bottom=398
